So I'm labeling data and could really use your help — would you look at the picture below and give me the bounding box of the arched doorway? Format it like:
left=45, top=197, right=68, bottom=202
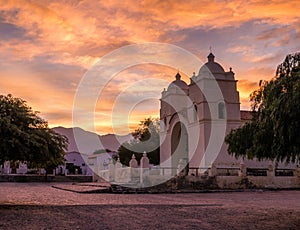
left=171, top=122, right=189, bottom=175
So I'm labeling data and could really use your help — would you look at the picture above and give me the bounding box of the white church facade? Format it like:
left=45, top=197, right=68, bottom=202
left=159, top=52, right=297, bottom=176
left=92, top=52, right=299, bottom=188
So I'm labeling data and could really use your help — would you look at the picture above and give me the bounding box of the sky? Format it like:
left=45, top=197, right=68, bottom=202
left=0, top=0, right=299, bottom=135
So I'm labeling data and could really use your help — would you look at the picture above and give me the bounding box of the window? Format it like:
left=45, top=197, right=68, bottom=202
left=163, top=116, right=167, bottom=131
left=193, top=104, right=198, bottom=121
left=218, top=102, right=225, bottom=119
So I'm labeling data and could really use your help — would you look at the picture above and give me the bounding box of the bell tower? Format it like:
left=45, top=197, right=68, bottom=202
left=160, top=53, right=242, bottom=174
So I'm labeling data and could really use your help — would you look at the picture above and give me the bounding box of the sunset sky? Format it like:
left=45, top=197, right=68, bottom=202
left=0, top=0, right=299, bottom=135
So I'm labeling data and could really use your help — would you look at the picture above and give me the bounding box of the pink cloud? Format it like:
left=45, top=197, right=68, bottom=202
left=0, top=0, right=298, bottom=133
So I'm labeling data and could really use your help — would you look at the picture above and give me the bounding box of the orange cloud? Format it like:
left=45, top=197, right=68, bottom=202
left=0, top=69, right=74, bottom=127
left=0, top=0, right=298, bottom=134
left=92, top=64, right=187, bottom=134
left=1, top=0, right=299, bottom=67
left=236, top=66, right=276, bottom=109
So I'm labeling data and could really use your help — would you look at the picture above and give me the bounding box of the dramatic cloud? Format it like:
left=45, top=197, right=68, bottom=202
left=0, top=0, right=299, bottom=134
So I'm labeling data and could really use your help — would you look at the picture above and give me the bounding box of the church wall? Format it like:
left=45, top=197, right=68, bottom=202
left=160, top=53, right=298, bottom=178
left=187, top=122, right=206, bottom=168
left=217, top=80, right=238, bottom=93
left=225, top=103, right=241, bottom=121
left=159, top=128, right=171, bottom=168
left=188, top=83, right=205, bottom=103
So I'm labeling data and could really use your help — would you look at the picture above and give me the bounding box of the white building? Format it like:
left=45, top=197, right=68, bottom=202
left=57, top=151, right=92, bottom=175
left=159, top=52, right=296, bottom=175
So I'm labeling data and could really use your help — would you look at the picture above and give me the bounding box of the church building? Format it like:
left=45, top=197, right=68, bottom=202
left=159, top=52, right=295, bottom=175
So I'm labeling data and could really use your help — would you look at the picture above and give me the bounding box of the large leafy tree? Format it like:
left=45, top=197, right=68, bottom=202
left=225, top=53, right=300, bottom=163
left=118, top=117, right=160, bottom=166
left=0, top=94, right=68, bottom=170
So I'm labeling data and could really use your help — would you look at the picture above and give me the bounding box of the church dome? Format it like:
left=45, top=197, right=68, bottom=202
left=198, top=53, right=225, bottom=75
left=167, top=72, right=189, bottom=92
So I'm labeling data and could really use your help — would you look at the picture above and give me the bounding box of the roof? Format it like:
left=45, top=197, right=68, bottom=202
left=167, top=72, right=189, bottom=91
left=198, top=52, right=225, bottom=75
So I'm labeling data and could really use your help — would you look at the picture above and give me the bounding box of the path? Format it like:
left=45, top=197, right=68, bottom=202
left=0, top=183, right=299, bottom=229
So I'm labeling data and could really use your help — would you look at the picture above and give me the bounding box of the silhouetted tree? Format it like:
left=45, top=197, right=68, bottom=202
left=0, top=94, right=68, bottom=170
left=226, top=53, right=300, bottom=163
left=118, top=117, right=160, bottom=166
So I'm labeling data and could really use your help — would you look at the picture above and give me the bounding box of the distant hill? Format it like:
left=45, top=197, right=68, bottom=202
left=52, top=127, right=132, bottom=154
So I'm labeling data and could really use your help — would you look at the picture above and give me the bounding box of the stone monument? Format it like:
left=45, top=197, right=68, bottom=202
left=17, top=161, right=28, bottom=174
left=3, top=161, right=11, bottom=174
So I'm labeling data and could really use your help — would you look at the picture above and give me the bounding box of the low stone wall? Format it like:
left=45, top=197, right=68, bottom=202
left=248, top=176, right=299, bottom=189
left=149, top=174, right=300, bottom=191
left=209, top=163, right=300, bottom=189
left=95, top=162, right=300, bottom=190
left=215, top=176, right=246, bottom=189
left=208, top=175, right=300, bottom=189
left=0, top=175, right=93, bottom=183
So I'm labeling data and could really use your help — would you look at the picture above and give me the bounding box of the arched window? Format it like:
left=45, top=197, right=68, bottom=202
left=218, top=102, right=225, bottom=119
left=193, top=104, right=198, bottom=121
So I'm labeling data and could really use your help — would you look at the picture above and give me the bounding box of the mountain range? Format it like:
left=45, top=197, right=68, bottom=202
left=52, top=127, right=132, bottom=154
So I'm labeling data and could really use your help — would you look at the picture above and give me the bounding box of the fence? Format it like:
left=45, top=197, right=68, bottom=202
left=92, top=155, right=300, bottom=189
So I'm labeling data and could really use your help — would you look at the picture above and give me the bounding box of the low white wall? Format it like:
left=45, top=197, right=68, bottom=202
left=248, top=176, right=299, bottom=189
left=94, top=165, right=300, bottom=189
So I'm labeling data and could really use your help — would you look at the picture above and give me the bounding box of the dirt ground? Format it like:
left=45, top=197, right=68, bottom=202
left=0, top=183, right=299, bottom=229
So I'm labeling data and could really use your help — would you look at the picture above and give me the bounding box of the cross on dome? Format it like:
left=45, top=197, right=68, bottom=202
left=175, top=72, right=181, bottom=80
left=207, top=52, right=215, bottom=62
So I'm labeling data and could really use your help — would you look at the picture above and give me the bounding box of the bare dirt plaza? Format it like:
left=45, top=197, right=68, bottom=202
left=0, top=183, right=299, bottom=229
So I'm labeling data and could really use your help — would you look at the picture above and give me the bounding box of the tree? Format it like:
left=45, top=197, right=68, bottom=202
left=0, top=94, right=68, bottom=170
left=118, top=117, right=160, bottom=166
left=225, top=53, right=300, bottom=163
